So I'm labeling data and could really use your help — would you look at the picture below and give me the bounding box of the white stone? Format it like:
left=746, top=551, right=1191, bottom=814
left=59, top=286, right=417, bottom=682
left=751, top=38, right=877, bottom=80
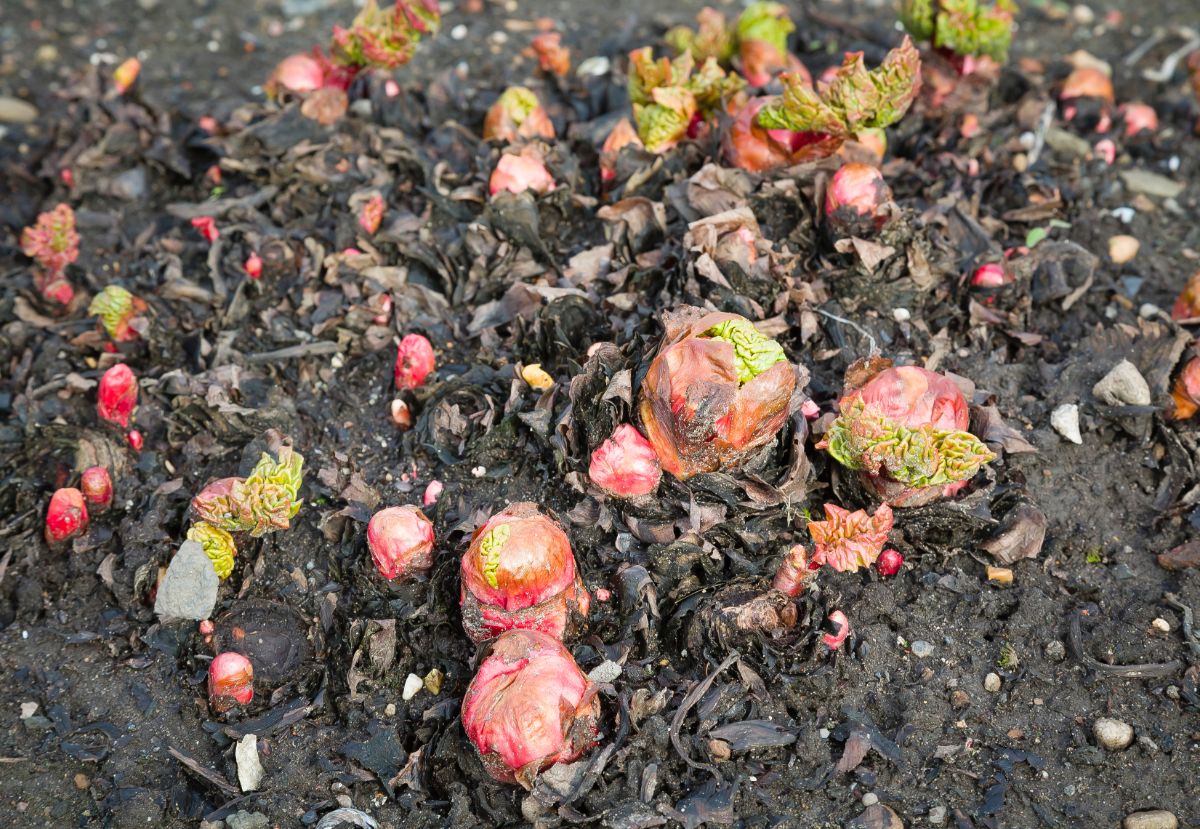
left=983, top=672, right=1002, bottom=693
left=402, top=673, right=423, bottom=701
left=236, top=734, right=264, bottom=792
left=1051, top=404, right=1083, bottom=444
left=1093, top=360, right=1151, bottom=407
left=1093, top=717, right=1134, bottom=750
left=1123, top=810, right=1178, bottom=829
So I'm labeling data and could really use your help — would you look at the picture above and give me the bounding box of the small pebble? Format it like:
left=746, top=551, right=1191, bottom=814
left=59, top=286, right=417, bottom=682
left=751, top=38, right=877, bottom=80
left=1051, top=404, right=1083, bottom=445
left=983, top=672, right=1002, bottom=693
left=1093, top=717, right=1134, bottom=750
left=861, top=792, right=879, bottom=807
left=0, top=96, right=38, bottom=124
left=1110, top=206, right=1136, bottom=223
left=1071, top=4, right=1095, bottom=24
left=1151, top=617, right=1170, bottom=633
left=384, top=703, right=396, bottom=716
left=986, top=566, right=1013, bottom=585
left=910, top=640, right=934, bottom=658
left=1044, top=640, right=1066, bottom=661
left=1108, top=235, right=1139, bottom=264
left=950, top=689, right=970, bottom=708
left=450, top=24, right=467, bottom=40
left=928, top=805, right=947, bottom=825
left=402, top=673, right=424, bottom=701
left=892, top=308, right=911, bottom=322
left=1092, top=360, right=1151, bottom=407
left=1123, top=810, right=1178, bottom=829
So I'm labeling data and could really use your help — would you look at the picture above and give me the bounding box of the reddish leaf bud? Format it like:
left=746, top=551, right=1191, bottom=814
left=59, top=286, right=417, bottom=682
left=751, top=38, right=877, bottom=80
left=1120, top=102, right=1158, bottom=137
left=268, top=53, right=326, bottom=97
left=588, top=424, right=662, bottom=498
left=483, top=86, right=556, bottom=144
left=821, top=610, right=852, bottom=650
left=772, top=544, right=815, bottom=597
left=368, top=505, right=435, bottom=581
left=1060, top=67, right=1114, bottom=105
left=489, top=152, right=556, bottom=197
left=21, top=203, right=80, bottom=275
left=532, top=32, right=570, bottom=76
left=127, top=429, right=144, bottom=451
left=113, top=57, right=141, bottom=95
left=971, top=263, right=1010, bottom=288
left=390, top=399, right=413, bottom=430
left=191, top=216, right=219, bottom=243
left=825, top=162, right=893, bottom=236
left=600, top=118, right=644, bottom=184
left=461, top=630, right=600, bottom=788
left=208, top=652, right=254, bottom=712
left=97, top=363, right=138, bottom=429
left=394, top=333, right=435, bottom=391
left=423, top=479, right=443, bottom=507
left=808, top=503, right=894, bottom=572
left=80, top=467, right=114, bottom=511
left=244, top=252, right=263, bottom=279
left=46, top=488, right=88, bottom=546
left=358, top=193, right=385, bottom=235
left=875, top=547, right=904, bottom=577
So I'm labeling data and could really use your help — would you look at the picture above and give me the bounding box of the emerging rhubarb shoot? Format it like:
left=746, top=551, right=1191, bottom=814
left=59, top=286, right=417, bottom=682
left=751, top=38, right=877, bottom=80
left=483, top=86, right=556, bottom=143
left=808, top=502, right=894, bottom=572
left=589, top=424, right=662, bottom=498
left=461, top=629, right=600, bottom=788
left=490, top=149, right=556, bottom=197
left=89, top=286, right=148, bottom=343
left=97, top=364, right=138, bottom=429
left=187, top=522, right=238, bottom=580
left=331, top=0, right=440, bottom=71
left=80, top=467, right=114, bottom=511
left=627, top=48, right=744, bottom=152
left=459, top=503, right=590, bottom=643
left=899, top=0, right=1019, bottom=66
left=368, top=505, right=435, bottom=581
left=46, top=488, right=88, bottom=546
left=394, top=333, right=435, bottom=391
left=21, top=203, right=80, bottom=276
left=666, top=7, right=736, bottom=65
left=876, top=547, right=904, bottom=577
left=209, top=652, right=254, bottom=712
left=772, top=544, right=815, bottom=597
left=191, top=437, right=305, bottom=536
left=756, top=38, right=921, bottom=153
left=825, top=163, right=894, bottom=237
left=638, top=307, right=797, bottom=480
left=735, top=1, right=795, bottom=87
left=531, top=33, right=570, bottom=76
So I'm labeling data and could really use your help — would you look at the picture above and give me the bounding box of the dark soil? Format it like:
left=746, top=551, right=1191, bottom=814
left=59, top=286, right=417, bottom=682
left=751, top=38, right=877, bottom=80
left=2, top=1, right=1200, bottom=828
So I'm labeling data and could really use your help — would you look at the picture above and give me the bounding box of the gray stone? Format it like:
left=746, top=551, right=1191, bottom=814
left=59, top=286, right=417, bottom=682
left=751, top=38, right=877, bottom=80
left=154, top=541, right=219, bottom=621
left=0, top=96, right=38, bottom=124
left=1123, top=811, right=1178, bottom=829
left=910, top=640, right=934, bottom=658
left=928, top=805, right=947, bottom=825
left=1093, top=360, right=1151, bottom=407
left=235, top=735, right=263, bottom=792
left=1051, top=404, right=1082, bottom=444
left=226, top=812, right=270, bottom=829
left=587, top=659, right=623, bottom=684
left=1044, top=128, right=1092, bottom=159
left=1119, top=170, right=1185, bottom=199
left=1044, top=640, right=1066, bottom=662
left=1093, top=717, right=1134, bottom=751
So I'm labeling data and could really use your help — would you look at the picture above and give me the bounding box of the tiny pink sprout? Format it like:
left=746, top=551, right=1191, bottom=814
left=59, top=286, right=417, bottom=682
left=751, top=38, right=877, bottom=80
left=875, top=548, right=904, bottom=577
left=191, top=216, right=219, bottom=243
left=40, top=277, right=75, bottom=306
left=390, top=399, right=413, bottom=430
left=112, top=58, right=141, bottom=95
left=595, top=587, right=611, bottom=602
left=801, top=399, right=821, bottom=419
left=1093, top=139, right=1116, bottom=165
left=368, top=505, right=435, bottom=581
left=342, top=247, right=362, bottom=256
left=61, top=168, right=75, bottom=188
left=971, top=263, right=1010, bottom=288
left=269, top=53, right=326, bottom=96
left=206, top=165, right=222, bottom=186
left=1120, top=103, right=1158, bottom=137
left=198, top=116, right=219, bottom=134
left=821, top=610, right=852, bottom=650
left=208, top=652, right=254, bottom=712
left=244, top=252, right=263, bottom=279
left=394, top=333, right=435, bottom=391
left=45, top=488, right=88, bottom=546
left=127, top=430, right=144, bottom=451
left=199, top=620, right=214, bottom=635
left=489, top=152, right=556, bottom=197
left=589, top=424, right=662, bottom=498
left=97, top=363, right=138, bottom=429
left=423, top=479, right=443, bottom=507
left=80, top=467, right=113, bottom=511
left=358, top=193, right=385, bottom=235
left=385, top=79, right=401, bottom=97
left=825, top=163, right=893, bottom=236
left=373, top=293, right=393, bottom=325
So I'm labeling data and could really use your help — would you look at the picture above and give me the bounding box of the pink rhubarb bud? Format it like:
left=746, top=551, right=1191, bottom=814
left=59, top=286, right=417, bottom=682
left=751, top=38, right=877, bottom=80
left=482, top=86, right=556, bottom=144
left=460, top=503, right=590, bottom=643
left=113, top=57, right=141, bottom=94
left=38, top=276, right=75, bottom=306
left=725, top=97, right=827, bottom=172
left=1119, top=103, right=1158, bottom=137
left=423, top=479, right=443, bottom=506
left=461, top=629, right=600, bottom=788
left=971, top=262, right=1011, bottom=288
left=191, top=216, right=219, bottom=243
left=21, top=203, right=80, bottom=275
left=245, top=252, right=263, bottom=279
left=531, top=32, right=570, bottom=76
left=390, top=398, right=413, bottom=429
left=394, top=333, right=435, bottom=391
left=638, top=307, right=797, bottom=480
left=808, top=502, right=894, bottom=572
left=97, top=363, right=138, bottom=429
left=875, top=547, right=904, bottom=577
left=817, top=363, right=995, bottom=506
left=88, top=285, right=148, bottom=342
left=267, top=53, right=326, bottom=97
left=772, top=544, right=815, bottom=597
left=1172, top=270, right=1200, bottom=321
left=368, top=505, right=435, bottom=581
left=80, top=467, right=113, bottom=511
left=331, top=0, right=440, bottom=71
left=1093, top=138, right=1116, bottom=165
left=1060, top=67, right=1114, bottom=106
left=45, top=488, right=88, bottom=546
left=358, top=193, right=385, bottom=235
left=599, top=118, right=644, bottom=184
left=825, top=162, right=894, bottom=237
left=1170, top=355, right=1200, bottom=421
left=735, top=2, right=796, bottom=87
left=191, top=439, right=304, bottom=536
left=208, top=652, right=254, bottom=712
left=821, top=610, right=852, bottom=650
left=127, top=429, right=144, bottom=451
left=489, top=150, right=556, bottom=197
left=588, top=424, right=662, bottom=498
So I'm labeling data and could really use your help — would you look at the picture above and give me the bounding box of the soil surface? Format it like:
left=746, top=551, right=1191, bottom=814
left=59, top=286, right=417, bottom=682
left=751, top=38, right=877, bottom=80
left=2, top=0, right=1200, bottom=828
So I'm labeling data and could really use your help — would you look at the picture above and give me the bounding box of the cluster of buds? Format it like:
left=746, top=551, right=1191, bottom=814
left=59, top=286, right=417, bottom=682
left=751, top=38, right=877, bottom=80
left=899, top=0, right=1018, bottom=70
left=209, top=652, right=254, bottom=712
left=368, top=505, right=435, bottom=581
left=97, top=363, right=139, bottom=430
left=45, top=488, right=88, bottom=547
left=187, top=522, right=238, bottom=580
left=531, top=33, right=570, bottom=76
left=808, top=502, right=894, bottom=571
left=21, top=203, right=80, bottom=306
left=483, top=86, right=556, bottom=144
left=394, top=332, right=435, bottom=391
left=192, top=437, right=305, bottom=537
left=81, top=467, right=114, bottom=511
left=825, top=163, right=895, bottom=237
left=588, top=424, right=662, bottom=498
left=627, top=48, right=745, bottom=152
left=490, top=146, right=556, bottom=197
left=638, top=308, right=797, bottom=480
left=666, top=7, right=736, bottom=65
left=818, top=364, right=994, bottom=507
left=331, top=0, right=441, bottom=71
left=89, top=286, right=148, bottom=343
left=459, top=503, right=590, bottom=643
left=735, top=1, right=797, bottom=87
left=461, top=630, right=600, bottom=788
left=754, top=38, right=921, bottom=161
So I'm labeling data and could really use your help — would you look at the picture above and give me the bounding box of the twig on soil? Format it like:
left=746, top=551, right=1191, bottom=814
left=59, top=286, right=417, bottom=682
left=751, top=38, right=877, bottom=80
left=166, top=186, right=280, bottom=220
left=1069, top=611, right=1183, bottom=678
left=670, top=651, right=739, bottom=779
left=814, top=309, right=878, bottom=355
left=1163, top=593, right=1200, bottom=659
left=1142, top=29, right=1200, bottom=82
left=243, top=341, right=342, bottom=364
left=168, top=746, right=239, bottom=795
left=1123, top=31, right=1166, bottom=67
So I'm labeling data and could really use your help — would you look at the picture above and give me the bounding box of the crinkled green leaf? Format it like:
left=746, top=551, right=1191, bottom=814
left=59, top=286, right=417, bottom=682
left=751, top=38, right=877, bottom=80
left=704, top=319, right=786, bottom=384
left=898, top=0, right=935, bottom=41
left=666, top=7, right=736, bottom=64
left=735, top=1, right=794, bottom=54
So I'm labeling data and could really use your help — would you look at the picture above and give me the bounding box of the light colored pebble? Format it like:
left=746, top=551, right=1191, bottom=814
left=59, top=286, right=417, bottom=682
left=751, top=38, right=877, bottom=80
left=1151, top=617, right=1170, bottom=633
left=893, top=308, right=911, bottom=322
left=1045, top=640, right=1066, bottom=662
left=402, top=673, right=423, bottom=701
left=1072, top=4, right=1095, bottom=24
left=910, top=640, right=934, bottom=658
left=1093, top=717, right=1134, bottom=750
left=1092, top=360, right=1151, bottom=406
left=0, top=96, right=38, bottom=124
left=928, top=805, right=947, bottom=825
left=1108, top=235, right=1140, bottom=264
left=983, top=673, right=1001, bottom=693
left=1051, top=404, right=1083, bottom=444
left=1123, top=810, right=1178, bottom=829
